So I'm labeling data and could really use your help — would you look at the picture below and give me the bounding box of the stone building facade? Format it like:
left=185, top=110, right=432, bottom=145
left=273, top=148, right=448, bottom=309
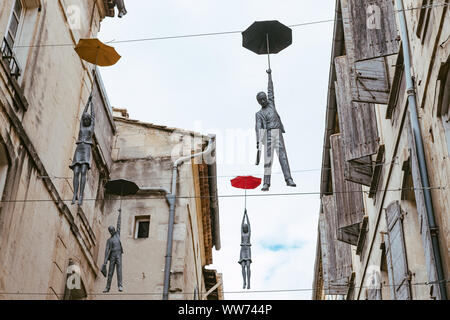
left=0, top=0, right=222, bottom=300
left=313, top=0, right=449, bottom=300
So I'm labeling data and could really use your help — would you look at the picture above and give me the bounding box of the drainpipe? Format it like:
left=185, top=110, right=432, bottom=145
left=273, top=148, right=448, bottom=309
left=396, top=0, right=447, bottom=300
left=162, top=134, right=216, bottom=300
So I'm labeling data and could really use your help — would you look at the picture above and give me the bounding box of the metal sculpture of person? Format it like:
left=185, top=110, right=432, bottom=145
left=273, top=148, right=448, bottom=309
left=70, top=96, right=95, bottom=206
left=102, top=209, right=123, bottom=293
left=239, top=210, right=252, bottom=290
left=255, top=69, right=296, bottom=191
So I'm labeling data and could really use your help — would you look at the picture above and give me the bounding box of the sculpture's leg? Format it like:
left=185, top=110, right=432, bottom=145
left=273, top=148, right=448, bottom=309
left=276, top=132, right=296, bottom=186
left=263, top=131, right=273, bottom=190
left=246, top=261, right=251, bottom=290
left=105, top=257, right=116, bottom=292
left=241, top=263, right=246, bottom=289
left=117, top=254, right=123, bottom=291
left=72, top=165, right=81, bottom=205
left=78, top=164, right=89, bottom=206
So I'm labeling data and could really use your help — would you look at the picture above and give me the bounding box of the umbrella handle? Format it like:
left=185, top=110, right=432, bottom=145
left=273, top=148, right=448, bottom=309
left=266, top=33, right=271, bottom=70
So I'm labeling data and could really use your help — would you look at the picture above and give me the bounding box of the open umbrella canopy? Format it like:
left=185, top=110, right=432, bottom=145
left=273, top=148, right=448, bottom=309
left=75, top=38, right=121, bottom=67
left=104, top=179, right=139, bottom=196
left=231, top=176, right=262, bottom=190
left=242, top=20, right=292, bottom=55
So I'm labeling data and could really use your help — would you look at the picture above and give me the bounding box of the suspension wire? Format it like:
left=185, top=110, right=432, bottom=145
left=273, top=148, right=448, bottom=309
left=37, top=158, right=400, bottom=182
left=0, top=186, right=445, bottom=204
left=10, top=3, right=449, bottom=49
left=0, top=279, right=448, bottom=296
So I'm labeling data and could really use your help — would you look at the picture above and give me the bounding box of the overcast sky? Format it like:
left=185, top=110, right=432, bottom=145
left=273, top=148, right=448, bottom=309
left=98, top=0, right=335, bottom=300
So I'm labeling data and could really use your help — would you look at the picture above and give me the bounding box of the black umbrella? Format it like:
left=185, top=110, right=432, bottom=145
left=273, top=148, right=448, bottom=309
left=104, top=179, right=139, bottom=211
left=242, top=20, right=292, bottom=69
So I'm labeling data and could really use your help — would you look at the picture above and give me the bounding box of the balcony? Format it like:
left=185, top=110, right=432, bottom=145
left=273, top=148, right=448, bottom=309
left=1, top=37, right=21, bottom=80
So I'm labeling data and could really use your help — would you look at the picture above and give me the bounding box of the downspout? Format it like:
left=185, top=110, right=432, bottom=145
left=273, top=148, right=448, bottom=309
left=396, top=0, right=447, bottom=300
left=162, top=134, right=216, bottom=300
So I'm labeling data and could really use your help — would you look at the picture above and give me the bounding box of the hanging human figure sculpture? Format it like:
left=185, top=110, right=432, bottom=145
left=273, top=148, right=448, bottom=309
left=255, top=69, right=296, bottom=191
left=239, top=210, right=252, bottom=289
left=102, top=208, right=123, bottom=293
left=70, top=96, right=95, bottom=206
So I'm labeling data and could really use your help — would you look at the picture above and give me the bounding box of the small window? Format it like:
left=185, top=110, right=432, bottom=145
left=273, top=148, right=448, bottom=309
left=0, top=143, right=9, bottom=201
left=1, top=0, right=23, bottom=78
left=134, top=216, right=150, bottom=239
left=416, top=0, right=434, bottom=44
left=437, top=59, right=450, bottom=155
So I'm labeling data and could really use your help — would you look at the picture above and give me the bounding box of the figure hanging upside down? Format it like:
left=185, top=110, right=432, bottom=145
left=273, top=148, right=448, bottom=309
left=255, top=69, right=296, bottom=192
left=239, top=210, right=252, bottom=290
left=70, top=95, right=95, bottom=206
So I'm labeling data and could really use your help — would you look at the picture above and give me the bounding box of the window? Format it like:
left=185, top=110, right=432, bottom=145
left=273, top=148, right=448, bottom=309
left=1, top=0, right=23, bottom=78
left=134, top=216, right=150, bottom=239
left=384, top=202, right=412, bottom=300
left=437, top=59, right=450, bottom=154
left=416, top=0, right=434, bottom=44
left=0, top=143, right=9, bottom=201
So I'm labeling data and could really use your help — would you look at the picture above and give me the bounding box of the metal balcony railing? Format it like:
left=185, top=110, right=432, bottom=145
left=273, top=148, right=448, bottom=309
left=1, top=37, right=21, bottom=79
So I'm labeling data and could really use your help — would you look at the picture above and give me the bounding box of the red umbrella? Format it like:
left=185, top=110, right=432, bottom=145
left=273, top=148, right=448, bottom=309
left=231, top=176, right=262, bottom=210
left=231, top=176, right=262, bottom=190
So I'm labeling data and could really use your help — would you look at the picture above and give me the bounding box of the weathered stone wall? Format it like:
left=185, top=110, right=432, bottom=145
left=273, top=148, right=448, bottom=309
left=91, top=119, right=214, bottom=299
left=0, top=0, right=112, bottom=299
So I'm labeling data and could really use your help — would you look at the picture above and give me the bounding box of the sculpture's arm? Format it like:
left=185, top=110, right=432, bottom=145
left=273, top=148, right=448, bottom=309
left=117, top=209, right=121, bottom=236
left=267, top=70, right=274, bottom=102
left=103, top=241, right=110, bottom=264
left=90, top=101, right=95, bottom=128
left=255, top=114, right=264, bottom=147
left=83, top=95, right=92, bottom=114
left=246, top=211, right=251, bottom=235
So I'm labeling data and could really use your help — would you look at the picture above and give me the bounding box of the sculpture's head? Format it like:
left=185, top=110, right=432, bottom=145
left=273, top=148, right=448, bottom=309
left=242, top=223, right=249, bottom=233
left=257, top=92, right=268, bottom=107
left=82, top=113, right=92, bottom=127
left=108, top=226, right=116, bottom=236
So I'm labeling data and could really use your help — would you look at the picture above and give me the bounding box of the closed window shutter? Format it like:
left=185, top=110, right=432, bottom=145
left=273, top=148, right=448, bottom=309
left=353, top=58, right=391, bottom=104
left=335, top=57, right=380, bottom=162
left=345, top=156, right=373, bottom=187
left=321, top=196, right=352, bottom=295
left=385, top=201, right=411, bottom=300
left=345, top=0, right=399, bottom=61
left=330, top=134, right=365, bottom=246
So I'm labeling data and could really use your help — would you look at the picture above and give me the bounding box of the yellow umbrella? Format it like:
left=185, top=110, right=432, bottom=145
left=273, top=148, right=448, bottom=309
left=75, top=38, right=121, bottom=67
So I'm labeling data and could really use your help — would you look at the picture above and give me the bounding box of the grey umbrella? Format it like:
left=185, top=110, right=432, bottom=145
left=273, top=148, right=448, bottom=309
left=104, top=179, right=139, bottom=212
left=242, top=20, right=293, bottom=69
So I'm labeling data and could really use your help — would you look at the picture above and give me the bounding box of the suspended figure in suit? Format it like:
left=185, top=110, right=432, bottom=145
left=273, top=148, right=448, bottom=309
left=239, top=210, right=252, bottom=290
left=255, top=69, right=296, bottom=191
left=103, top=209, right=124, bottom=293
left=70, top=96, right=95, bottom=206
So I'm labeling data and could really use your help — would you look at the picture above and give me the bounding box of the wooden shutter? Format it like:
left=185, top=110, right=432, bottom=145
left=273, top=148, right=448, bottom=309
left=330, top=134, right=365, bottom=246
left=341, top=0, right=393, bottom=104
left=321, top=196, right=352, bottom=295
left=319, top=213, right=332, bottom=293
left=405, top=119, right=442, bottom=299
left=346, top=0, right=399, bottom=61
left=345, top=156, right=373, bottom=187
left=352, top=58, right=391, bottom=104
left=335, top=56, right=380, bottom=162
left=385, top=201, right=411, bottom=300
